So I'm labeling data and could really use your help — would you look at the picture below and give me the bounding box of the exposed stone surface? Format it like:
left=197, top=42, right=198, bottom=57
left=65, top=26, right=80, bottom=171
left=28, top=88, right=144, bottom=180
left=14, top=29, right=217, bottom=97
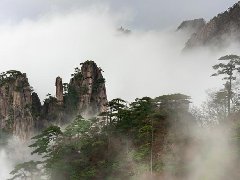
left=69, top=61, right=108, bottom=117
left=55, top=77, right=63, bottom=105
left=185, top=2, right=240, bottom=49
left=0, top=61, right=108, bottom=139
left=177, top=18, right=206, bottom=35
left=41, top=60, right=108, bottom=124
left=0, top=71, right=34, bottom=139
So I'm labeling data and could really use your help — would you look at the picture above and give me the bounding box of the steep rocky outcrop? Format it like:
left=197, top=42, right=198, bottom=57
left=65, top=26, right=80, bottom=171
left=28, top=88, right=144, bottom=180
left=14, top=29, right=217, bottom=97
left=42, top=60, right=108, bottom=123
left=0, top=61, right=108, bottom=139
left=68, top=61, right=108, bottom=117
left=0, top=71, right=35, bottom=139
left=177, top=18, right=206, bottom=35
left=185, top=2, right=240, bottom=49
left=40, top=77, right=65, bottom=126
left=55, top=77, right=63, bottom=105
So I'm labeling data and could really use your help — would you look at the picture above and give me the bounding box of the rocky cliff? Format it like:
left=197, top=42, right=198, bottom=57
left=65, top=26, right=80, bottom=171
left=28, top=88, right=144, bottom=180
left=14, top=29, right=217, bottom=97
left=0, top=71, right=35, bottom=139
left=43, top=60, right=107, bottom=121
left=177, top=18, right=206, bottom=35
left=0, top=61, right=108, bottom=139
left=185, top=2, right=240, bottom=49
left=68, top=60, right=108, bottom=117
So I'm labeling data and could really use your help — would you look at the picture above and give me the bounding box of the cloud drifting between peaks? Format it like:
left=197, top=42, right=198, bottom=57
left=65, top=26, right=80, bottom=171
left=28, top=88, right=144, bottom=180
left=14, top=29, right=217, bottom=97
left=0, top=7, right=237, bottom=105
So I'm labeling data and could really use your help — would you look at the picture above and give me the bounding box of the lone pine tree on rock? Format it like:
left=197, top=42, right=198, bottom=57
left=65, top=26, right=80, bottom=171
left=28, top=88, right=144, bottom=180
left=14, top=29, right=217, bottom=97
left=212, top=54, right=240, bottom=115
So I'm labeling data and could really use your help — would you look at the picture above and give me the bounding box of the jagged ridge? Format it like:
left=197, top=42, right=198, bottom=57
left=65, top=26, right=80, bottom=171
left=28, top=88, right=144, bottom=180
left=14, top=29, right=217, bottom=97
left=177, top=18, right=206, bottom=35
left=185, top=2, right=240, bottom=49
left=0, top=61, right=108, bottom=139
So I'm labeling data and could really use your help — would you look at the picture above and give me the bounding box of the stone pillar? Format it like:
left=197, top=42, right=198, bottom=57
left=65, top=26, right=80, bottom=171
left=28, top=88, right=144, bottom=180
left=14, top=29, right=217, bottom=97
left=55, top=77, right=63, bottom=105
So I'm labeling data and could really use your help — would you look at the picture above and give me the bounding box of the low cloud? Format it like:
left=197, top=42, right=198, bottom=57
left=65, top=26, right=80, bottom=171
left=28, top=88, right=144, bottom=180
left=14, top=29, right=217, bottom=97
left=0, top=137, right=35, bottom=179
left=0, top=0, right=237, bottom=30
left=0, top=7, right=238, bottom=105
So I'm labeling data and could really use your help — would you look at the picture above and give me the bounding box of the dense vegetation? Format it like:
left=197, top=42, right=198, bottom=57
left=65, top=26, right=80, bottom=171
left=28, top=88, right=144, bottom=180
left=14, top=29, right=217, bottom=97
left=7, top=54, right=240, bottom=180
left=8, top=94, right=194, bottom=180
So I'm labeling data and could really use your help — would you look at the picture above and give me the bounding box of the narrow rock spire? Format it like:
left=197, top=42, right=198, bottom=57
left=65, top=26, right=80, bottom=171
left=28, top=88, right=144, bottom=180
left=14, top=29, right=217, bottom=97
left=55, top=76, right=63, bottom=105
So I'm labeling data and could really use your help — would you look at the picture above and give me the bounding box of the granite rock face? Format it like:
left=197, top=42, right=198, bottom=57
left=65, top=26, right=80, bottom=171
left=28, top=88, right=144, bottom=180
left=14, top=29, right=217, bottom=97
left=43, top=60, right=108, bottom=121
left=185, top=2, right=240, bottom=49
left=0, top=61, right=108, bottom=139
left=69, top=61, right=108, bottom=117
left=0, top=71, right=34, bottom=139
left=41, top=61, right=108, bottom=128
left=55, top=77, right=63, bottom=105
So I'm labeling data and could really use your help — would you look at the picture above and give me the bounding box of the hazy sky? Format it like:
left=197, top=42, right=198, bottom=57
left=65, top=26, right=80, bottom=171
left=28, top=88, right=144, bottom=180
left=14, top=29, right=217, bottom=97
left=0, top=0, right=239, bottom=105
left=0, top=0, right=237, bottom=29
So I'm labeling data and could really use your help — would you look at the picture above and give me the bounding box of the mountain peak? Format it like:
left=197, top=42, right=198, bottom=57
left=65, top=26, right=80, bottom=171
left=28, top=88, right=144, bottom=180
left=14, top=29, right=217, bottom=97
left=0, top=61, right=108, bottom=139
left=184, top=1, right=240, bottom=49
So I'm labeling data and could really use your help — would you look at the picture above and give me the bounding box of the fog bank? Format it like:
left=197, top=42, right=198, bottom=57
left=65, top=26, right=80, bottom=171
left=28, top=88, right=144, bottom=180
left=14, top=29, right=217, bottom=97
left=0, top=137, right=34, bottom=179
left=0, top=8, right=238, bottom=105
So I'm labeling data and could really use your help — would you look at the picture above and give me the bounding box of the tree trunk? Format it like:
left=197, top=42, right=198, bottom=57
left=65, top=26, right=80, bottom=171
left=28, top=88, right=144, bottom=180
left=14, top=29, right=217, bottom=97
left=228, top=78, right=232, bottom=115
left=150, top=118, right=153, bottom=175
